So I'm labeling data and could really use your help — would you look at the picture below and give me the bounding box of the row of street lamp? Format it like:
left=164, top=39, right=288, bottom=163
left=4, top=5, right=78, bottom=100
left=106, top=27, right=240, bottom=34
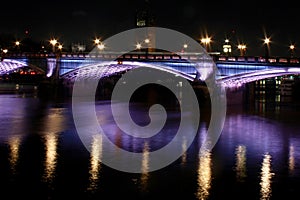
left=1, top=36, right=297, bottom=57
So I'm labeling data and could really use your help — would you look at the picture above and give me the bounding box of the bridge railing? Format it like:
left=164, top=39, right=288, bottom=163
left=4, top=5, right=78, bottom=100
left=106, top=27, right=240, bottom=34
left=214, top=55, right=300, bottom=65
left=3, top=52, right=300, bottom=65
left=3, top=51, right=213, bottom=63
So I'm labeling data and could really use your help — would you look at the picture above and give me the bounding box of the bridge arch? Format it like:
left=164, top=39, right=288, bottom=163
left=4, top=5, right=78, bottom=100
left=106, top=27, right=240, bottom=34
left=60, top=61, right=196, bottom=85
left=0, top=59, right=45, bottom=75
left=217, top=68, right=300, bottom=88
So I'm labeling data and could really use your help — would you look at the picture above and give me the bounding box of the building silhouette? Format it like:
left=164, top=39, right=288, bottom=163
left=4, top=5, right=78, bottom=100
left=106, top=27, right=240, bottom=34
left=135, top=0, right=156, bottom=51
left=135, top=0, right=155, bottom=28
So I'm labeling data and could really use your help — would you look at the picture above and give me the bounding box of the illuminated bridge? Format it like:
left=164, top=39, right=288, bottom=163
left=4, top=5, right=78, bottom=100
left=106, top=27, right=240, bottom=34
left=1, top=52, right=300, bottom=88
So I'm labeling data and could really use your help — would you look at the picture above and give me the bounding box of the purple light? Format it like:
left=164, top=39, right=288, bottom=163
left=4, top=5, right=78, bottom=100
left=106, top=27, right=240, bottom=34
left=218, top=68, right=300, bottom=88
left=0, top=59, right=27, bottom=75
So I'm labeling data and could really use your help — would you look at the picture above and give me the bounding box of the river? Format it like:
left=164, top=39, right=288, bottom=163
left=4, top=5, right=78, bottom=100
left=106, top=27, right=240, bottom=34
left=0, top=92, right=299, bottom=199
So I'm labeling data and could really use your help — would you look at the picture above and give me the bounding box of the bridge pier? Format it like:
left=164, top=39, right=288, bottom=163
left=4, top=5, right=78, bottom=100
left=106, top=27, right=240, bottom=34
left=225, top=83, right=255, bottom=108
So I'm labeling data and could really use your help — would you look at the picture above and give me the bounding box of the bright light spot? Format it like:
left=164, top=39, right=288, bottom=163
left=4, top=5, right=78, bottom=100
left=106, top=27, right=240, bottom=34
left=238, top=44, right=246, bottom=50
left=58, top=44, right=63, bottom=50
left=201, top=37, right=211, bottom=44
left=94, top=38, right=100, bottom=45
left=50, top=39, right=58, bottom=46
left=264, top=38, right=270, bottom=44
left=136, top=43, right=142, bottom=49
left=97, top=43, right=105, bottom=50
left=144, top=38, right=150, bottom=44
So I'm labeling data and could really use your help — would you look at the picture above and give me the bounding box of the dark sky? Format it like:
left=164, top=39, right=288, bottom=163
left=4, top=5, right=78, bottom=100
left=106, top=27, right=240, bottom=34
left=1, top=0, right=299, bottom=56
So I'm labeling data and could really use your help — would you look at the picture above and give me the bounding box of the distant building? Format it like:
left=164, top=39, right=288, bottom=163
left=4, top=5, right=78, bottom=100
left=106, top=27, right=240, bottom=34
left=135, top=0, right=155, bottom=28
left=135, top=0, right=156, bottom=51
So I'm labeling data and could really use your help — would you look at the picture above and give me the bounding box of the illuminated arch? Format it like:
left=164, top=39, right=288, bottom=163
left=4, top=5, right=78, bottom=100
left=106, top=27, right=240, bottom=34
left=218, top=68, right=300, bottom=88
left=61, top=61, right=195, bottom=83
left=0, top=59, right=45, bottom=75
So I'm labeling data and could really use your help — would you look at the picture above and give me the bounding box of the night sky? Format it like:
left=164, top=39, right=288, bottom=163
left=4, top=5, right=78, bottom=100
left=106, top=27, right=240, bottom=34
left=1, top=0, right=299, bottom=56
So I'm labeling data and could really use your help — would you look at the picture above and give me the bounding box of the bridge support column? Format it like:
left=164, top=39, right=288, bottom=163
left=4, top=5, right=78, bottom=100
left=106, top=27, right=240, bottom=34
left=226, top=83, right=255, bottom=108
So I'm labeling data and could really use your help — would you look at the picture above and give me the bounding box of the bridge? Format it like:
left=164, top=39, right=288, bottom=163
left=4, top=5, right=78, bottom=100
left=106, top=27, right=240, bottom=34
left=1, top=52, right=300, bottom=88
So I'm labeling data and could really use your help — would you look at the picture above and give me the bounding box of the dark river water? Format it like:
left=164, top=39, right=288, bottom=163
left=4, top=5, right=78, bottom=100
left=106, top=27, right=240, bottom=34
left=0, top=93, right=300, bottom=200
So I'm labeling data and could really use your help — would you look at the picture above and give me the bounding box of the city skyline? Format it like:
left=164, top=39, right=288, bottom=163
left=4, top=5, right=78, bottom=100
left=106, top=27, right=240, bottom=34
left=0, top=0, right=298, bottom=56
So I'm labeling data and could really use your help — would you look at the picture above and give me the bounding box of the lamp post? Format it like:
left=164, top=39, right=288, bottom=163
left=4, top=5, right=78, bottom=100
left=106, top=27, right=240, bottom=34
left=97, top=43, right=105, bottom=51
left=94, top=38, right=101, bottom=46
left=15, top=41, right=20, bottom=53
left=263, top=38, right=270, bottom=59
left=136, top=43, right=142, bottom=50
left=144, top=38, right=150, bottom=58
left=200, top=37, right=211, bottom=52
left=238, top=44, right=247, bottom=56
left=289, top=44, right=295, bottom=58
left=54, top=43, right=63, bottom=82
left=182, top=43, right=188, bottom=53
left=50, top=39, right=58, bottom=53
left=1, top=49, right=8, bottom=61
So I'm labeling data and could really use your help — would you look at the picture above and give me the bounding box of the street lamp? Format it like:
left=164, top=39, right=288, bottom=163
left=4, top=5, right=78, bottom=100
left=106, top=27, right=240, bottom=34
left=50, top=39, right=58, bottom=53
left=58, top=44, right=63, bottom=51
left=136, top=43, right=142, bottom=50
left=263, top=37, right=270, bottom=59
left=181, top=43, right=188, bottom=52
left=97, top=43, right=105, bottom=50
left=1, top=49, right=8, bottom=61
left=15, top=41, right=20, bottom=47
left=94, top=38, right=101, bottom=45
left=144, top=38, right=150, bottom=58
left=289, top=44, right=295, bottom=58
left=15, top=41, right=20, bottom=52
left=237, top=44, right=247, bottom=56
left=200, top=37, right=211, bottom=52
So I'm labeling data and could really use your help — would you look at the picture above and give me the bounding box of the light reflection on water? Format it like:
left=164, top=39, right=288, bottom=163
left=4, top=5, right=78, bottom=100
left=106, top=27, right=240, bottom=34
left=260, top=153, right=274, bottom=200
left=196, top=149, right=212, bottom=200
left=8, top=135, right=21, bottom=175
left=235, top=145, right=247, bottom=182
left=140, top=142, right=150, bottom=192
left=42, top=133, right=58, bottom=184
left=289, top=145, right=295, bottom=174
left=0, top=94, right=300, bottom=199
left=41, top=108, right=65, bottom=185
left=181, top=136, right=187, bottom=166
left=87, top=134, right=103, bottom=192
